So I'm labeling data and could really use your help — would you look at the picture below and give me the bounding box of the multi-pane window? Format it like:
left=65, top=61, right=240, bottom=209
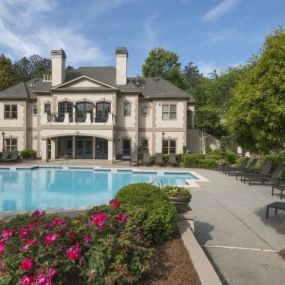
left=96, top=102, right=111, bottom=122
left=123, top=101, right=131, bottom=117
left=141, top=139, right=149, bottom=152
left=5, top=138, right=17, bottom=151
left=162, top=139, right=176, bottom=155
left=4, top=105, right=17, bottom=119
left=44, top=103, right=51, bottom=113
left=58, top=102, right=73, bottom=122
left=162, top=104, right=176, bottom=120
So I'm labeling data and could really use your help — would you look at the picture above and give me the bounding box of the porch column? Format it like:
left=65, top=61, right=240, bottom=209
left=41, top=139, right=47, bottom=161
left=108, top=140, right=114, bottom=162
left=93, top=137, right=96, bottom=159
left=72, top=136, right=76, bottom=159
left=51, top=139, right=56, bottom=160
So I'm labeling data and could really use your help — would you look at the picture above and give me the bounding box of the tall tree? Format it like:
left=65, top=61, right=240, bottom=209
left=142, top=48, right=185, bottom=88
left=183, top=61, right=203, bottom=92
left=226, top=28, right=285, bottom=153
left=13, top=55, right=51, bottom=82
left=0, top=55, right=17, bottom=91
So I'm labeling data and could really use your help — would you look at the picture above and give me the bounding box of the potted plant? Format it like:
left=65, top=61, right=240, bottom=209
left=164, top=185, right=192, bottom=213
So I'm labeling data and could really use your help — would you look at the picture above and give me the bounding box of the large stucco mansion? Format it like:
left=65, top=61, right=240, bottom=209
left=0, top=48, right=199, bottom=161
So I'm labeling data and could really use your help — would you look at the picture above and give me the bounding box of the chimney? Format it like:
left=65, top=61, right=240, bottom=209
left=116, top=47, right=128, bottom=85
left=51, top=49, right=66, bottom=87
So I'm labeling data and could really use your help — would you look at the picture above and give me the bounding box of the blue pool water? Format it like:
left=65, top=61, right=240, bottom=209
left=0, top=168, right=196, bottom=212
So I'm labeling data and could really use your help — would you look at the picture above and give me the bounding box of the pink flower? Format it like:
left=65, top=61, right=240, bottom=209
left=19, top=228, right=29, bottom=239
left=22, top=239, right=38, bottom=252
left=35, top=272, right=46, bottom=285
left=32, top=210, right=45, bottom=218
left=68, top=232, right=77, bottom=239
left=44, top=233, right=58, bottom=245
left=27, top=221, right=38, bottom=231
left=83, top=235, right=91, bottom=244
left=109, top=199, right=121, bottom=208
left=22, top=275, right=35, bottom=285
left=0, top=239, right=5, bottom=255
left=52, top=218, right=65, bottom=227
left=116, top=213, right=129, bottom=224
left=20, top=258, right=33, bottom=271
left=48, top=268, right=56, bottom=279
left=67, top=243, right=81, bottom=260
left=2, top=229, right=15, bottom=241
left=89, top=212, right=107, bottom=229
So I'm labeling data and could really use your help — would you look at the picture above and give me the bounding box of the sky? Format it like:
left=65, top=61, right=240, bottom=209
left=0, top=0, right=284, bottom=76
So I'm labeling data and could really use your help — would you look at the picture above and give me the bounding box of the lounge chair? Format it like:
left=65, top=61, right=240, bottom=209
left=155, top=153, right=164, bottom=166
left=130, top=152, right=139, bottom=166
left=224, top=157, right=250, bottom=175
left=169, top=153, right=178, bottom=167
left=235, top=158, right=258, bottom=180
left=241, top=160, right=273, bottom=183
left=142, top=152, right=151, bottom=166
left=0, top=150, right=9, bottom=162
left=266, top=202, right=285, bottom=219
left=248, top=163, right=285, bottom=186
left=271, top=178, right=285, bottom=199
left=2, top=151, right=21, bottom=163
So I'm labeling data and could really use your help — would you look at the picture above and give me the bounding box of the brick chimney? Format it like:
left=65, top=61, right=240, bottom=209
left=51, top=49, right=66, bottom=87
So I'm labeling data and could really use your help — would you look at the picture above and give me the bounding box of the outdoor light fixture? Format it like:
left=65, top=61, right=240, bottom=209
left=2, top=131, right=5, bottom=152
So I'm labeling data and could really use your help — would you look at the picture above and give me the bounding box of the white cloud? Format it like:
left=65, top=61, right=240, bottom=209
left=202, top=0, right=239, bottom=23
left=142, top=15, right=159, bottom=51
left=196, top=62, right=220, bottom=77
left=0, top=0, right=132, bottom=66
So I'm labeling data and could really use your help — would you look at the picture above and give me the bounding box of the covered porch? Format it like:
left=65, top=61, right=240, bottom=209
left=41, top=135, right=115, bottom=161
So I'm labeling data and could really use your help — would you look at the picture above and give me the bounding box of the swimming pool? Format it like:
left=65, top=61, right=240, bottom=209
left=0, top=167, right=197, bottom=212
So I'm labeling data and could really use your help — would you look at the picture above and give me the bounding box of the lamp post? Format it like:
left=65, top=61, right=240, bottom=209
left=2, top=132, right=5, bottom=152
left=162, top=132, right=165, bottom=153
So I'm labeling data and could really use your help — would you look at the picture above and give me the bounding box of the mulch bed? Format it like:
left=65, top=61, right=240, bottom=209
left=140, top=234, right=201, bottom=285
left=279, top=250, right=285, bottom=261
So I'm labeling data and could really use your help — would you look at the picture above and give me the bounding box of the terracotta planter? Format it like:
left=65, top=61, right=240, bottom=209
left=169, top=196, right=191, bottom=213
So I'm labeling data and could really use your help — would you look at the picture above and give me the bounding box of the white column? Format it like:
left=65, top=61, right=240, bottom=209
left=51, top=139, right=56, bottom=160
left=41, top=139, right=47, bottom=161
left=108, top=140, right=114, bottom=162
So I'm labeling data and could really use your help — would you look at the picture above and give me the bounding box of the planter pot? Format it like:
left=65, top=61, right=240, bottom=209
left=169, top=196, right=191, bottom=213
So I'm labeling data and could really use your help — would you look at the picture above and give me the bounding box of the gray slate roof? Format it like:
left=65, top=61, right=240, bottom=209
left=0, top=67, right=195, bottom=102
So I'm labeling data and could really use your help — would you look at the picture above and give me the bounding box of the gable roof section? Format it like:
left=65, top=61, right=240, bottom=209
left=51, top=75, right=117, bottom=90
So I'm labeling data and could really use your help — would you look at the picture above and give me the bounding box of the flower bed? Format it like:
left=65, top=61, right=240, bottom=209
left=0, top=201, right=153, bottom=285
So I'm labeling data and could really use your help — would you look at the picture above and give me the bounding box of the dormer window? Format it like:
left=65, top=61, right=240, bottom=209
left=123, top=101, right=131, bottom=117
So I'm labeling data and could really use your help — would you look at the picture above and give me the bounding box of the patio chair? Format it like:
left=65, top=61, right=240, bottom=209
left=155, top=153, right=164, bottom=166
left=1, top=151, right=21, bottom=163
left=271, top=178, right=285, bottom=199
left=142, top=152, right=151, bottom=166
left=224, top=157, right=250, bottom=175
left=0, top=150, right=9, bottom=162
left=130, top=152, right=139, bottom=166
left=169, top=153, right=178, bottom=167
left=248, top=163, right=285, bottom=186
left=235, top=158, right=258, bottom=180
left=241, top=160, right=273, bottom=183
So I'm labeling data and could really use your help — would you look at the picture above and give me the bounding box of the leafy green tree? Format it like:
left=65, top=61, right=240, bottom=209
left=226, top=28, right=285, bottom=153
left=0, top=55, right=17, bottom=91
left=183, top=61, right=203, bottom=92
left=13, top=55, right=51, bottom=82
left=142, top=48, right=185, bottom=88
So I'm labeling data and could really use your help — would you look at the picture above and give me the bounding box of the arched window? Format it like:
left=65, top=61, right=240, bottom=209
left=96, top=102, right=111, bottom=122
left=58, top=102, right=73, bottom=122
left=123, top=100, right=131, bottom=117
left=75, top=102, right=94, bottom=122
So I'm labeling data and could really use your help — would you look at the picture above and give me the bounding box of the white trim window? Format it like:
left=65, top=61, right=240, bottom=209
left=123, top=101, right=131, bottom=117
left=162, top=139, right=176, bottom=154
left=5, top=138, right=17, bottom=151
left=44, top=103, right=51, bottom=113
left=4, top=104, right=17, bottom=119
left=162, top=104, right=176, bottom=120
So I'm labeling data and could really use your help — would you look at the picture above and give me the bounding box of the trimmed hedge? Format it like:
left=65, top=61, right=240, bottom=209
left=21, top=149, right=37, bottom=159
left=115, top=183, right=177, bottom=243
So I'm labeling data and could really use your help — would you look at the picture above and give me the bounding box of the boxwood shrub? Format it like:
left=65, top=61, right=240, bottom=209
left=115, top=183, right=177, bottom=243
left=21, top=149, right=37, bottom=159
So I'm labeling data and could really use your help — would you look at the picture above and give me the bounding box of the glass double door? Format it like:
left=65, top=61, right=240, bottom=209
left=95, top=138, right=108, bottom=159
left=76, top=137, right=93, bottom=159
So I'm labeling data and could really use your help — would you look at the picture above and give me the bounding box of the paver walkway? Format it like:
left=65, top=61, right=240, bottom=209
left=191, top=169, right=285, bottom=285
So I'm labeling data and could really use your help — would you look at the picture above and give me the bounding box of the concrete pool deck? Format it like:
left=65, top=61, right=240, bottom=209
left=191, top=169, right=285, bottom=285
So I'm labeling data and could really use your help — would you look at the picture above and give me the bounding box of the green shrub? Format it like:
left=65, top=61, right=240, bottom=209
left=226, top=151, right=237, bottom=164
left=115, top=183, right=177, bottom=243
left=21, top=149, right=37, bottom=159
